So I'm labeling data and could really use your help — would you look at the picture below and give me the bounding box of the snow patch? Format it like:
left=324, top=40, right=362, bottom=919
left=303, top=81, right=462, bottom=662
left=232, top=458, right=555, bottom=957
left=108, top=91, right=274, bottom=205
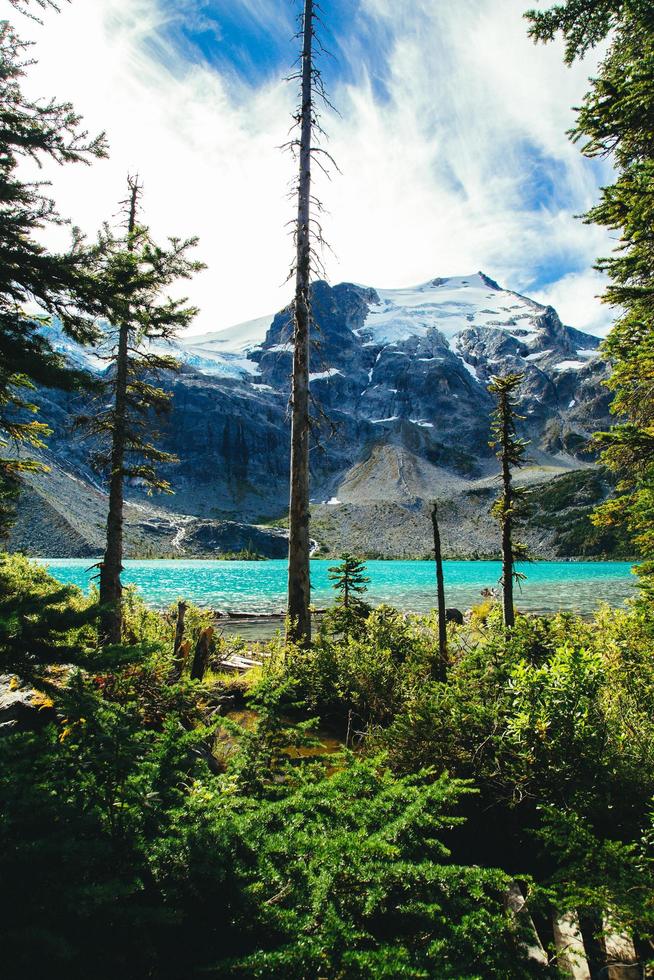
left=554, top=360, right=586, bottom=371
left=177, top=350, right=261, bottom=378
left=457, top=356, right=480, bottom=383
left=524, top=349, right=552, bottom=361
left=309, top=368, right=341, bottom=382
left=183, top=314, right=273, bottom=354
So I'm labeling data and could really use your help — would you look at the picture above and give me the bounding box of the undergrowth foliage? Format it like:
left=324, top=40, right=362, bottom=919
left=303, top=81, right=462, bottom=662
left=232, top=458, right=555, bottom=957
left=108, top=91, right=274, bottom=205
left=1, top=553, right=654, bottom=975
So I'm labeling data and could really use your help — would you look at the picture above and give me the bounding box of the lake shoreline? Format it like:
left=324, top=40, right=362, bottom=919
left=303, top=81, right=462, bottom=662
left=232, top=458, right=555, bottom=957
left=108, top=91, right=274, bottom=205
left=37, top=557, right=637, bottom=624
left=24, top=552, right=640, bottom=564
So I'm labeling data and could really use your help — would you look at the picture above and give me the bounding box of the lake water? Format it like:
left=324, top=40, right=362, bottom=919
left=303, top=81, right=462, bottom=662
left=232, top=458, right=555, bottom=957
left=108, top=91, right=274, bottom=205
left=39, top=558, right=636, bottom=617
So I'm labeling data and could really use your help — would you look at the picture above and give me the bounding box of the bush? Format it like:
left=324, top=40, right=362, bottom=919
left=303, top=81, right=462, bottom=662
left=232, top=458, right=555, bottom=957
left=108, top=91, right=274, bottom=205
left=149, top=759, right=537, bottom=979
left=2, top=553, right=653, bottom=973
left=0, top=674, right=540, bottom=979
left=261, top=605, right=438, bottom=732
left=0, top=552, right=99, bottom=676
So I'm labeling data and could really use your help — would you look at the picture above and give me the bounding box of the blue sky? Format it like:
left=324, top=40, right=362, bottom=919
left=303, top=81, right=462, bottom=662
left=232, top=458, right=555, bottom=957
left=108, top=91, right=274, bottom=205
left=27, top=0, right=615, bottom=334
left=157, top=0, right=404, bottom=104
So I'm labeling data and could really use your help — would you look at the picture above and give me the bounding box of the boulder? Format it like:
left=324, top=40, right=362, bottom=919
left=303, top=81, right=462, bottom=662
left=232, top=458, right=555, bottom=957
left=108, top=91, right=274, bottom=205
left=0, top=674, right=56, bottom=734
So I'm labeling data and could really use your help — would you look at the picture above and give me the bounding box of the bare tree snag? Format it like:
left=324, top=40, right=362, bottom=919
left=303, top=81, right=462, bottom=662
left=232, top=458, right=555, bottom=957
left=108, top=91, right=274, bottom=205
left=431, top=502, right=447, bottom=681
left=287, top=0, right=314, bottom=647
left=173, top=600, right=188, bottom=656
left=488, top=373, right=529, bottom=630
left=178, top=639, right=191, bottom=674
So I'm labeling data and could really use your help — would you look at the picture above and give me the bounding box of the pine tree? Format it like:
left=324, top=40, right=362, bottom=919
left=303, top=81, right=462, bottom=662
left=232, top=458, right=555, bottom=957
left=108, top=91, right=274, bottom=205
left=84, top=178, right=203, bottom=644
left=0, top=9, right=107, bottom=538
left=488, top=374, right=530, bottom=628
left=524, top=1, right=654, bottom=587
left=328, top=553, right=370, bottom=611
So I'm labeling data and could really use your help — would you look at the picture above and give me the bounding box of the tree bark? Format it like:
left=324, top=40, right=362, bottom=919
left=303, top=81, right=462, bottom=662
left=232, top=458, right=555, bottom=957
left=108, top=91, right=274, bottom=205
left=500, top=395, right=515, bottom=629
left=431, top=503, right=447, bottom=681
left=168, top=600, right=188, bottom=681
left=99, top=181, right=138, bottom=645
left=287, top=0, right=313, bottom=647
left=190, top=626, right=214, bottom=682
left=99, top=320, right=129, bottom=644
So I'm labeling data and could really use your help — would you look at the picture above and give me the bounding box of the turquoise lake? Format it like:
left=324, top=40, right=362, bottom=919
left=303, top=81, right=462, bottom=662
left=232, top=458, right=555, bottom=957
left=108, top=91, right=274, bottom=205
left=39, top=558, right=637, bottom=616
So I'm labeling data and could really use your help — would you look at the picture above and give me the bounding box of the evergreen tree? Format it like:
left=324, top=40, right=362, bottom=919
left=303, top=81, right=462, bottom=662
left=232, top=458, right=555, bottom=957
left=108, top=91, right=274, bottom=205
left=488, top=374, right=529, bottom=628
left=525, top=1, right=654, bottom=587
left=0, top=6, right=107, bottom=538
left=84, top=178, right=203, bottom=644
left=328, top=552, right=370, bottom=612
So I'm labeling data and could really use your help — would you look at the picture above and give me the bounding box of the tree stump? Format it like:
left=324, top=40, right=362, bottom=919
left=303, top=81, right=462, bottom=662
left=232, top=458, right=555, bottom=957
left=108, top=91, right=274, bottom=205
left=190, top=627, right=214, bottom=681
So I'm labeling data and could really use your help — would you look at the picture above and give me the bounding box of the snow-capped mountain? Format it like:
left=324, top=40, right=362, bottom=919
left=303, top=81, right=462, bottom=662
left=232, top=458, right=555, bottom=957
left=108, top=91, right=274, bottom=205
left=13, top=272, right=613, bottom=559
left=173, top=271, right=600, bottom=381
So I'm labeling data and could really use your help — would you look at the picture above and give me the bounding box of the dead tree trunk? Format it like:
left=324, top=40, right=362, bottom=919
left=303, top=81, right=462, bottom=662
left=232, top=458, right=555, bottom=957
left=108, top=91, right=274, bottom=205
left=174, top=600, right=188, bottom=655
left=431, top=502, right=447, bottom=681
left=286, top=0, right=314, bottom=647
left=99, top=179, right=139, bottom=645
left=500, top=406, right=515, bottom=629
left=169, top=600, right=188, bottom=681
left=190, top=626, right=214, bottom=682
left=489, top=373, right=527, bottom=630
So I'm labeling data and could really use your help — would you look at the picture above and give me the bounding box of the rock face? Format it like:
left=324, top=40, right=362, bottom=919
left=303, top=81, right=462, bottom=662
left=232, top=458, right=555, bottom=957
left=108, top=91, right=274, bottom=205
left=0, top=675, right=56, bottom=733
left=9, top=272, right=617, bottom=559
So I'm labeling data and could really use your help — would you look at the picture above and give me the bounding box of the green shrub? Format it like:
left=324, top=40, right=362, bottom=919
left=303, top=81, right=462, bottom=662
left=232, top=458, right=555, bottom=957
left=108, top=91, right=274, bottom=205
left=0, top=552, right=100, bottom=677
left=261, top=605, right=437, bottom=731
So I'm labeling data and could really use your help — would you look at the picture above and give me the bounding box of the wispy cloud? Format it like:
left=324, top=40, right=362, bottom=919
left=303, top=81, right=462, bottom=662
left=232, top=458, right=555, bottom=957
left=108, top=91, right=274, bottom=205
left=21, top=0, right=615, bottom=335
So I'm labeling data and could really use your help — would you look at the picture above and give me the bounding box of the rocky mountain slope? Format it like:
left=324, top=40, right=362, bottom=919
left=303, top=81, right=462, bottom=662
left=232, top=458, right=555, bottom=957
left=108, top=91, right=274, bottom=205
left=8, top=272, right=618, bottom=559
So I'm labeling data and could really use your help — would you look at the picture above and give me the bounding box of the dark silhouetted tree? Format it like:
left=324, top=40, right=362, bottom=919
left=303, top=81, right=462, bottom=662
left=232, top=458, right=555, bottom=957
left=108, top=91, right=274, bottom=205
left=285, top=0, right=335, bottom=645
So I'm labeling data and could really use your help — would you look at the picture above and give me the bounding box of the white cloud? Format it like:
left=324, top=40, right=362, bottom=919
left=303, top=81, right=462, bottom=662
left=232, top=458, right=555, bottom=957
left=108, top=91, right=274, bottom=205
left=20, top=0, right=295, bottom=331
left=19, top=0, right=616, bottom=337
left=533, top=270, right=617, bottom=336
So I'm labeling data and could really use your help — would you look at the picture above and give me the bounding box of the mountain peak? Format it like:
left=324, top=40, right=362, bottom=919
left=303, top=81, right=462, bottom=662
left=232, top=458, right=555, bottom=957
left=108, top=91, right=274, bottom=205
left=425, top=271, right=501, bottom=291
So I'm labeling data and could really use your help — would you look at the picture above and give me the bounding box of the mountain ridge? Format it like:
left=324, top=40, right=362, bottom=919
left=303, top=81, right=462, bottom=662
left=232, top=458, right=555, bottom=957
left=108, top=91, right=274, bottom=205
left=9, top=271, right=617, bottom=560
